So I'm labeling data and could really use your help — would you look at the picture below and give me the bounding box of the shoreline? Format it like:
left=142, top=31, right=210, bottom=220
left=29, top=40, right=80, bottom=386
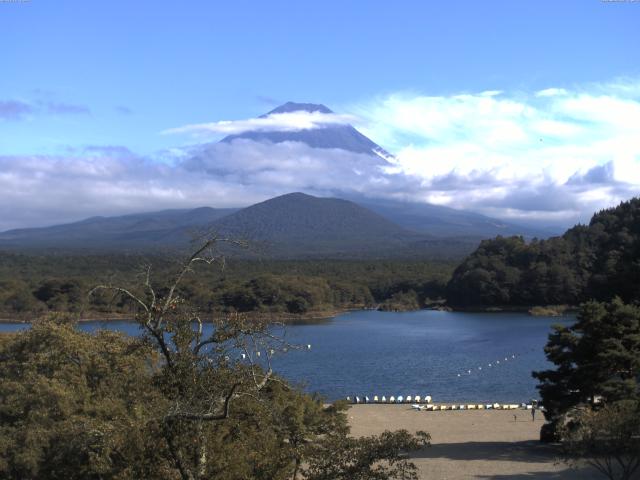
left=444, top=304, right=577, bottom=316
left=0, top=307, right=358, bottom=325
left=0, top=304, right=576, bottom=325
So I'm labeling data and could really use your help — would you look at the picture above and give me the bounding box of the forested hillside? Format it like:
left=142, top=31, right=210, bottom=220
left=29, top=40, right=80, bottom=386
left=0, top=254, right=454, bottom=319
left=446, top=197, right=640, bottom=307
left=0, top=193, right=480, bottom=258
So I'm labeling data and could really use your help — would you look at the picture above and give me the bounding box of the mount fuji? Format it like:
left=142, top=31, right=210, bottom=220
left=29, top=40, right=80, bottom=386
left=0, top=102, right=551, bottom=256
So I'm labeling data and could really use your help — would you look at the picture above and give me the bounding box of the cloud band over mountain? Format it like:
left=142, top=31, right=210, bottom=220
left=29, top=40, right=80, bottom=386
left=0, top=78, right=638, bottom=231
left=163, top=110, right=355, bottom=137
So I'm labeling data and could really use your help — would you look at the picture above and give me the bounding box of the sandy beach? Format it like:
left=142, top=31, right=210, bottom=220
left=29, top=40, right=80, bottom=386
left=348, top=404, right=599, bottom=479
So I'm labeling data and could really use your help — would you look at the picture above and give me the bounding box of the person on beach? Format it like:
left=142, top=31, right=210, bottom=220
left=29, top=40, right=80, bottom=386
left=531, top=407, right=536, bottom=421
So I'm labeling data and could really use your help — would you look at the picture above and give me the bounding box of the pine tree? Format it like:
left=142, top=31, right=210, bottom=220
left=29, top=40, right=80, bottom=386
left=533, top=298, right=640, bottom=430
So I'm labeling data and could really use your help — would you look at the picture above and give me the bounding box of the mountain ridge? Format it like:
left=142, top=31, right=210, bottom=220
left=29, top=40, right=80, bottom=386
left=220, top=101, right=393, bottom=157
left=0, top=192, right=479, bottom=258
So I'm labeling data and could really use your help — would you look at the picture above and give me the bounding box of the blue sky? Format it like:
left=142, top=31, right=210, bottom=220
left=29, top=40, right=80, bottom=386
left=1, top=0, right=639, bottom=229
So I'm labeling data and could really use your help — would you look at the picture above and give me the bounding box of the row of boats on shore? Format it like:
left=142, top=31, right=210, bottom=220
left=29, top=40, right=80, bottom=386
left=348, top=395, right=431, bottom=404
left=346, top=395, right=541, bottom=411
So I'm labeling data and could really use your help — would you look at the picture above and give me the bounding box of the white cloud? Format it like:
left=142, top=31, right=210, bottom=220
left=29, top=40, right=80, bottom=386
left=480, top=90, right=503, bottom=97
left=535, top=88, right=568, bottom=97
left=348, top=78, right=640, bottom=225
left=162, top=111, right=355, bottom=137
left=0, top=153, right=263, bottom=230
left=182, top=138, right=416, bottom=193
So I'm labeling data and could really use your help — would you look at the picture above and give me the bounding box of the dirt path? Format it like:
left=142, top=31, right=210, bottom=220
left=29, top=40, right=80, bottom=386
left=347, top=405, right=600, bottom=479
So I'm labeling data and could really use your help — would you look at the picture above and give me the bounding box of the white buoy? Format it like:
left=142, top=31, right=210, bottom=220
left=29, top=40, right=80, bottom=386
left=488, top=363, right=492, bottom=367
left=457, top=373, right=461, bottom=377
left=478, top=366, right=482, bottom=370
left=307, top=344, right=311, bottom=350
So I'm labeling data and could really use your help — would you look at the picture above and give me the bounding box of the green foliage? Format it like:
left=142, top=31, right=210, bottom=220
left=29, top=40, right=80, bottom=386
left=533, top=299, right=640, bottom=426
left=304, top=429, right=426, bottom=480
left=447, top=197, right=640, bottom=307
left=0, top=317, right=170, bottom=479
left=528, top=305, right=568, bottom=317
left=0, top=255, right=454, bottom=318
left=378, top=290, right=420, bottom=312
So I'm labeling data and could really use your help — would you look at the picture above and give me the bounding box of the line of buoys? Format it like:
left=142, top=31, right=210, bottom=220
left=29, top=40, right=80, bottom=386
left=234, top=343, right=312, bottom=362
left=457, top=353, right=522, bottom=378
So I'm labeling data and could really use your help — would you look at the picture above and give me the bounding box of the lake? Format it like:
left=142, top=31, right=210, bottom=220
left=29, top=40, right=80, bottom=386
left=0, top=310, right=571, bottom=403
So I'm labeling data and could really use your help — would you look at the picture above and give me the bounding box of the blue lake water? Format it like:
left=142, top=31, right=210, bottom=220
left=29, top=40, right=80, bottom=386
left=0, top=310, right=571, bottom=403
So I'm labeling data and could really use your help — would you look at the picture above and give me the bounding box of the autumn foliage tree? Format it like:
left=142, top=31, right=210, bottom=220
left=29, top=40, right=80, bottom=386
left=559, top=400, right=640, bottom=480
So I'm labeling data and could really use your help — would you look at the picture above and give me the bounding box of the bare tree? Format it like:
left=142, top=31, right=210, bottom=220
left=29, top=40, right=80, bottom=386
left=559, top=400, right=640, bottom=480
left=90, top=236, right=301, bottom=480
left=89, top=235, right=427, bottom=480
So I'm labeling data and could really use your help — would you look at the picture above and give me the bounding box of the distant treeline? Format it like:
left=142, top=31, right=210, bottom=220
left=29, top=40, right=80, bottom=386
left=4, top=197, right=638, bottom=318
left=0, top=254, right=454, bottom=318
left=446, top=197, right=640, bottom=307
